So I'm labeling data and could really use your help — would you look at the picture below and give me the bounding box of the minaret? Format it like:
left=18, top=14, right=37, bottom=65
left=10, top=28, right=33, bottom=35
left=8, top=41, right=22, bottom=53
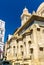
left=0, top=20, right=5, bottom=59
left=21, top=7, right=31, bottom=26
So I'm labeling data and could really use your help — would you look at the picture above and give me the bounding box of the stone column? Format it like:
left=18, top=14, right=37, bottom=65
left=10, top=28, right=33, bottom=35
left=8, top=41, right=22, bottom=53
left=32, top=27, right=40, bottom=65
left=23, top=37, right=26, bottom=58
left=26, top=35, right=30, bottom=57
left=17, top=37, right=23, bottom=59
left=23, top=33, right=31, bottom=59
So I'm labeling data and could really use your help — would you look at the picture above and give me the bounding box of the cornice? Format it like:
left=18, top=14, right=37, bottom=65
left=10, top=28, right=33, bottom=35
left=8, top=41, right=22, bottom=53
left=6, top=14, right=44, bottom=44
left=14, top=14, right=44, bottom=35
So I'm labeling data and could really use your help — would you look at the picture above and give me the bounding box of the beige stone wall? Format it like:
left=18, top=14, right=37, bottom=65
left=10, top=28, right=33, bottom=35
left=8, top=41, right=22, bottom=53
left=5, top=2, right=44, bottom=65
left=5, top=25, right=44, bottom=65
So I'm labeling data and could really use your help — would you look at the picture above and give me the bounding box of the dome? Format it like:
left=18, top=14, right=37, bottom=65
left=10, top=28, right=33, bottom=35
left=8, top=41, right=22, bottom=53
left=36, top=2, right=44, bottom=13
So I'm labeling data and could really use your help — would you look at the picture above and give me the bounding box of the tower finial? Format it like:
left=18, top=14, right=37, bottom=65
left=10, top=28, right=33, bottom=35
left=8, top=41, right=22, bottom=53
left=23, top=6, right=28, bottom=12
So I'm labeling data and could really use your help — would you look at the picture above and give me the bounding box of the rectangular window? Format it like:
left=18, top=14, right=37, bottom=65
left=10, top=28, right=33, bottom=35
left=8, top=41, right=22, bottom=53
left=39, top=47, right=43, bottom=51
left=13, top=46, right=15, bottom=55
left=0, top=38, right=2, bottom=42
left=0, top=48, right=1, bottom=58
left=29, top=56, right=32, bottom=60
left=1, top=30, right=3, bottom=34
left=13, top=46, right=15, bottom=48
left=0, top=30, right=3, bottom=34
left=24, top=42, right=26, bottom=46
left=28, top=41, right=31, bottom=44
left=21, top=51, right=23, bottom=56
left=30, top=48, right=33, bottom=54
left=13, top=46, right=17, bottom=57
left=37, top=28, right=40, bottom=31
left=20, top=45, right=23, bottom=48
left=30, top=29, right=33, bottom=38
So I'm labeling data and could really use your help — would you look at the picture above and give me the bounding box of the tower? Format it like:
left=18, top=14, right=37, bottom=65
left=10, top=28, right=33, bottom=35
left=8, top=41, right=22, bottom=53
left=21, top=7, right=31, bottom=26
left=0, top=20, right=5, bottom=59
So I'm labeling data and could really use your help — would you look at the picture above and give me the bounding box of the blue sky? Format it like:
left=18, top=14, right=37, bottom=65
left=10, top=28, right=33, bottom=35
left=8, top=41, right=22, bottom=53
left=0, top=0, right=44, bottom=42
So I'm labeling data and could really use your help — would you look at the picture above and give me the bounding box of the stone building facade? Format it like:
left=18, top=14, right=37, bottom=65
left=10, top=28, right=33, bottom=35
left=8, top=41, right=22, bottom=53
left=0, top=20, right=5, bottom=59
left=5, top=2, right=44, bottom=65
